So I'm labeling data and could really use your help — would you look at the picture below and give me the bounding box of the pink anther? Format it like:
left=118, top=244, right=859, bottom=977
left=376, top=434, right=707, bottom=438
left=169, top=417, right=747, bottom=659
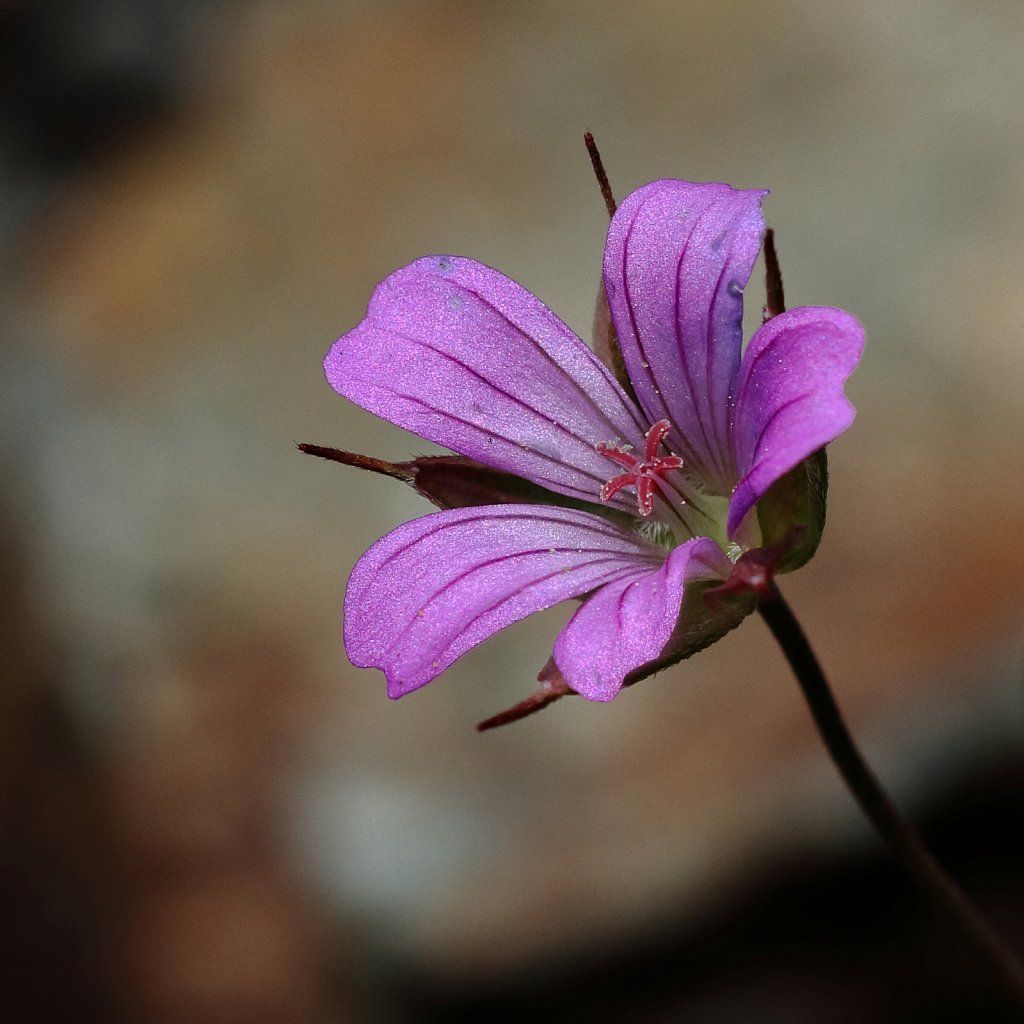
left=596, top=419, right=683, bottom=516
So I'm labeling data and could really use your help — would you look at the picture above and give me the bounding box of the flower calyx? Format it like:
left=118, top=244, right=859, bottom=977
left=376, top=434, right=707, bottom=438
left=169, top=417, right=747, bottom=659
left=702, top=528, right=807, bottom=611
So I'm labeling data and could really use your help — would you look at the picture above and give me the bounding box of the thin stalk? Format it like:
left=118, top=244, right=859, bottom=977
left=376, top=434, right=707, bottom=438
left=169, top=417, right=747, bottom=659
left=584, top=131, right=617, bottom=218
left=759, top=581, right=1024, bottom=1012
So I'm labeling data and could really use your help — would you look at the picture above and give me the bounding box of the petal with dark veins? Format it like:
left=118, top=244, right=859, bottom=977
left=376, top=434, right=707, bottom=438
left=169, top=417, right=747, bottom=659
left=553, top=536, right=732, bottom=701
left=325, top=256, right=649, bottom=509
left=728, top=306, right=864, bottom=537
left=344, top=504, right=660, bottom=698
left=604, top=180, right=766, bottom=491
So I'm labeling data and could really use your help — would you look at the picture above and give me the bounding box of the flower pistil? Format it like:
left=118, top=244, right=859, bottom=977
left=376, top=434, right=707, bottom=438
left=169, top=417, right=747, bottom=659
left=596, top=419, right=684, bottom=517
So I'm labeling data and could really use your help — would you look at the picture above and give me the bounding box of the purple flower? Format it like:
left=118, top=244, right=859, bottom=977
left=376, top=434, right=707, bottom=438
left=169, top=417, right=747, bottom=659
left=323, top=181, right=863, bottom=705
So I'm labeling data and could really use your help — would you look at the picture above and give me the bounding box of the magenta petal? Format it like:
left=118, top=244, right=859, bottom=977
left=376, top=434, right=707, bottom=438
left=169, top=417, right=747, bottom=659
left=325, top=257, right=649, bottom=509
left=553, top=537, right=732, bottom=702
left=344, top=504, right=659, bottom=698
left=728, top=306, right=865, bottom=537
left=603, top=180, right=767, bottom=491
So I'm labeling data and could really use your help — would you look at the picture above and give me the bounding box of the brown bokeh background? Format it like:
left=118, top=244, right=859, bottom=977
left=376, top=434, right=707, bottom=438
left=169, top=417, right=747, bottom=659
left=2, top=2, right=1023, bottom=1021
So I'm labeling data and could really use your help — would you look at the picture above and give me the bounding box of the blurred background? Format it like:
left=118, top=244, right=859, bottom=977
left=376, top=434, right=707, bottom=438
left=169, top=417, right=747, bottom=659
left=1, top=1, right=1023, bottom=1020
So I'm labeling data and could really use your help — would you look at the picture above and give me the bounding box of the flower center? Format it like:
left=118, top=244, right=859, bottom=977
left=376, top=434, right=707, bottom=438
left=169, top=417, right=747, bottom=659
left=596, top=419, right=684, bottom=517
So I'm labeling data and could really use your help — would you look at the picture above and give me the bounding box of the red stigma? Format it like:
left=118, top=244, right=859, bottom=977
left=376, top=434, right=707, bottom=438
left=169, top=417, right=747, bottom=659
left=596, top=419, right=683, bottom=516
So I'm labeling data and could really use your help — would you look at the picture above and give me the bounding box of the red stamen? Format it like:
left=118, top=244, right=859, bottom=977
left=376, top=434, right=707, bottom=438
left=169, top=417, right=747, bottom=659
left=643, top=419, right=672, bottom=462
left=595, top=441, right=639, bottom=471
left=599, top=472, right=637, bottom=503
left=595, top=419, right=683, bottom=517
left=636, top=476, right=656, bottom=516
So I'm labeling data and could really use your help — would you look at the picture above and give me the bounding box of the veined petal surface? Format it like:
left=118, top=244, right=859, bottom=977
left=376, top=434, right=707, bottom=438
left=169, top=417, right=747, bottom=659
left=603, top=180, right=766, bottom=491
left=344, top=504, right=660, bottom=698
left=325, top=257, right=649, bottom=509
left=728, top=306, right=864, bottom=537
left=553, top=536, right=732, bottom=701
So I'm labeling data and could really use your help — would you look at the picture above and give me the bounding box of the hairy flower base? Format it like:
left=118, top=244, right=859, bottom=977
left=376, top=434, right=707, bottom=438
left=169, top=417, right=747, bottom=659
left=322, top=178, right=863, bottom=707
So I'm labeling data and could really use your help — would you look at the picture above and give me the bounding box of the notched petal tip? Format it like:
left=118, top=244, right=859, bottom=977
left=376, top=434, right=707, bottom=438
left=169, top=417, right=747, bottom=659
left=603, top=179, right=769, bottom=490
left=344, top=504, right=657, bottom=703
left=323, top=254, right=648, bottom=508
left=728, top=307, right=864, bottom=538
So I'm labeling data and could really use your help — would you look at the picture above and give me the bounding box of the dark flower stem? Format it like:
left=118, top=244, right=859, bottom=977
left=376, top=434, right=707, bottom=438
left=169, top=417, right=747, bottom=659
left=759, top=581, right=1024, bottom=1011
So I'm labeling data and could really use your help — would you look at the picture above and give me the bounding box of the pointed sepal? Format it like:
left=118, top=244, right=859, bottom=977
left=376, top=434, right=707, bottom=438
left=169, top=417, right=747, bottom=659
left=754, top=447, right=828, bottom=573
left=476, top=659, right=572, bottom=731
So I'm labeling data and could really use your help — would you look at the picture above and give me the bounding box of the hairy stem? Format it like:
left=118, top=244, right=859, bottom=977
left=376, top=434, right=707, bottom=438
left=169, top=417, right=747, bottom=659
left=759, top=581, right=1024, bottom=1012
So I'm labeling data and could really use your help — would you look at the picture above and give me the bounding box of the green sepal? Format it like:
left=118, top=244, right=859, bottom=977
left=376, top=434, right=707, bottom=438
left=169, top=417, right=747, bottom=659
left=298, top=443, right=637, bottom=530
left=481, top=582, right=756, bottom=728
left=409, top=455, right=636, bottom=529
left=755, top=447, right=829, bottom=574
left=592, top=277, right=640, bottom=407
left=622, top=579, right=757, bottom=690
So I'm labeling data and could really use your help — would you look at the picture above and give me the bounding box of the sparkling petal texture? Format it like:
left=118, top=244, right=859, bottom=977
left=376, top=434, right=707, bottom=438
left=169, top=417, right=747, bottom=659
left=603, top=180, right=767, bottom=491
left=324, top=178, right=864, bottom=707
left=324, top=256, right=648, bottom=508
left=553, top=537, right=733, bottom=701
left=727, top=306, right=865, bottom=537
left=343, top=504, right=660, bottom=698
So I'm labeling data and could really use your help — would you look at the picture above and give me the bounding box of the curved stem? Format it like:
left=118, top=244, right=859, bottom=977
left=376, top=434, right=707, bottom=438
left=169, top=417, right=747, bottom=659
left=759, top=581, right=1024, bottom=1012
